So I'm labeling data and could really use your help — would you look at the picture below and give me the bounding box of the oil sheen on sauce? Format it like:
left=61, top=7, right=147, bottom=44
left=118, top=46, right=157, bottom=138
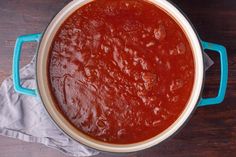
left=48, top=0, right=195, bottom=144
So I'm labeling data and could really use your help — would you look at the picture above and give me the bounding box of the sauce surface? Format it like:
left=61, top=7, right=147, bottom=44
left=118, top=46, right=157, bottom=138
left=48, top=0, right=195, bottom=144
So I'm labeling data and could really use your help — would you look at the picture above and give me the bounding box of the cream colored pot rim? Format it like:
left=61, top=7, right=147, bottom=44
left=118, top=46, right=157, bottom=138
left=36, top=0, right=204, bottom=153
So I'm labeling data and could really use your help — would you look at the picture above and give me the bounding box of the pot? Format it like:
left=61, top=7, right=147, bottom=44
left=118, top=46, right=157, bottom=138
left=12, top=0, right=228, bottom=153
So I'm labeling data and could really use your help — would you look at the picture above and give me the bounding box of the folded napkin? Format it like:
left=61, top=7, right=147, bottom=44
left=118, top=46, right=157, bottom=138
left=0, top=53, right=213, bottom=156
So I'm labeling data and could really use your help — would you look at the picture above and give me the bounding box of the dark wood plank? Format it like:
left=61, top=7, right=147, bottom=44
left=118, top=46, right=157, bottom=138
left=0, top=0, right=235, bottom=157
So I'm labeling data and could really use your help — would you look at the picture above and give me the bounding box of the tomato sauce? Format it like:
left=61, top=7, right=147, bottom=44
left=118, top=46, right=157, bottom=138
left=48, top=0, right=195, bottom=144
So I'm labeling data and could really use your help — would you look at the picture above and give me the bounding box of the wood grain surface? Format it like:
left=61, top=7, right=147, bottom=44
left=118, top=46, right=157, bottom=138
left=0, top=0, right=235, bottom=157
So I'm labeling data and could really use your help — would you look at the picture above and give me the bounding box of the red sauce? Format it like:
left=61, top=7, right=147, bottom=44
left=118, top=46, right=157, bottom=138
left=48, top=0, right=195, bottom=144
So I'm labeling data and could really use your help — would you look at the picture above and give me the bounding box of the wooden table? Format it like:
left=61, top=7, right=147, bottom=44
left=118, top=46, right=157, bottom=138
left=0, top=0, right=235, bottom=157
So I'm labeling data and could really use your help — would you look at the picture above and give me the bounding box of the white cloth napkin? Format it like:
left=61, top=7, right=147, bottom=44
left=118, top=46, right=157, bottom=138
left=0, top=53, right=213, bottom=156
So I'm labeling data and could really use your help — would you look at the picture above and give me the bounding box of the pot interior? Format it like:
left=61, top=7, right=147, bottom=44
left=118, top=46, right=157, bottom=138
left=36, top=0, right=204, bottom=153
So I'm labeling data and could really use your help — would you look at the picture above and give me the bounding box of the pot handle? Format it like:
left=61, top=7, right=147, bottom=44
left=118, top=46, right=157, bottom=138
left=198, top=41, right=228, bottom=107
left=12, top=33, right=42, bottom=97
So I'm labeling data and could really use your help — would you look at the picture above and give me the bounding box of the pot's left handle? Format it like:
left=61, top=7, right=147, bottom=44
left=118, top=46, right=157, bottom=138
left=12, top=33, right=42, bottom=97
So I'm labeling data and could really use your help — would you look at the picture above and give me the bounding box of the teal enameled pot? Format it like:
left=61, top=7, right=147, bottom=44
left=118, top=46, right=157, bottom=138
left=12, top=0, right=228, bottom=153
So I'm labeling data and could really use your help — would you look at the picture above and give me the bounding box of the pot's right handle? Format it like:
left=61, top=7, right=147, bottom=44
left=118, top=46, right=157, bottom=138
left=12, top=33, right=42, bottom=97
left=198, top=41, right=228, bottom=107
